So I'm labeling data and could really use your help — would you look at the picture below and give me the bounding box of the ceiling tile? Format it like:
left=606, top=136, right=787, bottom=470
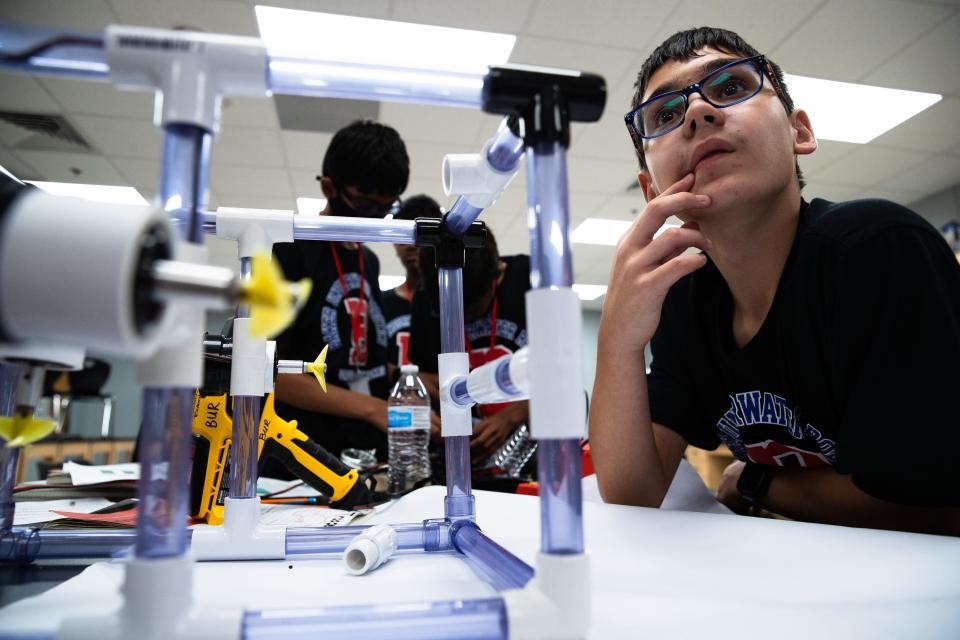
left=863, top=187, right=928, bottom=206
left=108, top=0, right=259, bottom=36
left=880, top=153, right=960, bottom=196
left=281, top=130, right=333, bottom=170
left=567, top=156, right=637, bottom=194
left=593, top=193, right=647, bottom=220
left=71, top=115, right=162, bottom=158
left=522, top=0, right=674, bottom=52
left=799, top=140, right=861, bottom=178
left=770, top=0, right=952, bottom=82
left=289, top=169, right=323, bottom=199
left=379, top=102, right=486, bottom=145
left=813, top=145, right=930, bottom=186
left=212, top=127, right=286, bottom=167
left=112, top=156, right=161, bottom=190
left=2, top=0, right=116, bottom=31
left=14, top=150, right=126, bottom=183
left=862, top=13, right=960, bottom=94
left=0, top=72, right=61, bottom=113
left=0, top=119, right=34, bottom=148
left=210, top=166, right=292, bottom=197
left=569, top=191, right=613, bottom=222
left=39, top=77, right=153, bottom=120
left=0, top=146, right=41, bottom=181
left=509, top=36, right=638, bottom=88
left=220, top=96, right=280, bottom=129
left=653, top=0, right=823, bottom=54
left=868, top=97, right=960, bottom=153
left=390, top=0, right=535, bottom=33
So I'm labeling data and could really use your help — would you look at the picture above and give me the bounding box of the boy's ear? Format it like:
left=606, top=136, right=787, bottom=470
left=638, top=170, right=659, bottom=203
left=790, top=109, right=817, bottom=157
left=318, top=176, right=337, bottom=200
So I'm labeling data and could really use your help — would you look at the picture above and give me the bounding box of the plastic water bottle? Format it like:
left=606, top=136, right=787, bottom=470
left=387, top=364, right=431, bottom=496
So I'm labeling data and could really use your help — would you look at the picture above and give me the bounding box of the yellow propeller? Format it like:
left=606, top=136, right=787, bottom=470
left=240, top=253, right=312, bottom=338
left=305, top=345, right=328, bottom=392
left=0, top=413, right=56, bottom=448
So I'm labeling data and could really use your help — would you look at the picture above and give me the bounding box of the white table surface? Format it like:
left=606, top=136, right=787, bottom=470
left=2, top=463, right=958, bottom=639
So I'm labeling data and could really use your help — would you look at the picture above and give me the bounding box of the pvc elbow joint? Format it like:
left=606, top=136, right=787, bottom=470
left=343, top=524, right=397, bottom=575
left=442, top=142, right=518, bottom=209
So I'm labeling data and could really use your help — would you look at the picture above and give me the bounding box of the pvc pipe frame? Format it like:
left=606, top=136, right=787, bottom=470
left=230, top=258, right=259, bottom=501
left=0, top=25, right=587, bottom=637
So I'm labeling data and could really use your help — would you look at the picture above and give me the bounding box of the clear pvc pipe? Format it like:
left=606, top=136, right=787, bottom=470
left=134, top=387, right=194, bottom=558
left=451, top=520, right=534, bottom=592
left=438, top=267, right=474, bottom=521
left=134, top=124, right=211, bottom=559
left=230, top=257, right=260, bottom=500
left=242, top=597, right=507, bottom=640
left=0, top=361, right=21, bottom=532
left=450, top=349, right=528, bottom=407
left=443, top=197, right=485, bottom=239
left=199, top=210, right=416, bottom=244
left=525, top=140, right=584, bottom=555
left=267, top=56, right=484, bottom=108
left=0, top=26, right=109, bottom=80
left=0, top=528, right=137, bottom=563
left=285, top=520, right=452, bottom=557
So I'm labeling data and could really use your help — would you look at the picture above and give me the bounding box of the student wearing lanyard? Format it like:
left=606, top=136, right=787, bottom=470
left=271, top=120, right=430, bottom=463
left=409, top=227, right=532, bottom=461
left=380, top=195, right=443, bottom=384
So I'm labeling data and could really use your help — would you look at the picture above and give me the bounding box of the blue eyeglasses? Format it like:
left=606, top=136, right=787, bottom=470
left=625, top=55, right=777, bottom=143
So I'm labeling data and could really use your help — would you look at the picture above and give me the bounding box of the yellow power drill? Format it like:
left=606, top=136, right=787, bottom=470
left=190, top=330, right=383, bottom=524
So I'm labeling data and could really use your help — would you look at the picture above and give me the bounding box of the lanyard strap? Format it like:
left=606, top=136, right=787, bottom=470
left=329, top=242, right=366, bottom=353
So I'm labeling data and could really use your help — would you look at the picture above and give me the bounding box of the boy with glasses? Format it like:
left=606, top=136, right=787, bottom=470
left=271, top=119, right=410, bottom=463
left=589, top=27, right=960, bottom=534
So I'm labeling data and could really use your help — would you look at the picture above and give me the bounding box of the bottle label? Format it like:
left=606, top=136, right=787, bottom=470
left=388, top=406, right=430, bottom=430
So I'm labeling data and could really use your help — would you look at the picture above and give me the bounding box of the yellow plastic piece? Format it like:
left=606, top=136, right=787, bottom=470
left=190, top=391, right=231, bottom=524
left=0, top=413, right=57, bottom=448
left=241, top=253, right=312, bottom=338
left=306, top=345, right=328, bottom=392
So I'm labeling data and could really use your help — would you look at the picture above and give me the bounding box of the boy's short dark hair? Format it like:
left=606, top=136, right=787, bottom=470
left=322, top=119, right=410, bottom=196
left=419, top=226, right=500, bottom=313
left=393, top=194, right=442, bottom=221
left=631, top=27, right=804, bottom=189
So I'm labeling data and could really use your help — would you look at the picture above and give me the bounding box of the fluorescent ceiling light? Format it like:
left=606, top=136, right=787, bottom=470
left=26, top=181, right=148, bottom=205
left=573, top=284, right=607, bottom=301
left=785, top=74, right=941, bottom=144
left=572, top=218, right=632, bottom=246
left=296, top=197, right=327, bottom=216
left=255, top=6, right=516, bottom=75
left=379, top=275, right=405, bottom=291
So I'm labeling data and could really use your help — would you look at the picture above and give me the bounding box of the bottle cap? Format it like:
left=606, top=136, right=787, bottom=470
left=400, top=364, right=419, bottom=374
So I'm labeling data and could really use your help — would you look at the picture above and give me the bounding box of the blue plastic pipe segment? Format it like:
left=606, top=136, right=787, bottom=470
left=243, top=597, right=507, bottom=640
left=451, top=520, right=534, bottom=592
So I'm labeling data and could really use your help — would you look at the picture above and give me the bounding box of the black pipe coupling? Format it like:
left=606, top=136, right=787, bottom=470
left=415, top=216, right=488, bottom=269
left=482, top=65, right=607, bottom=147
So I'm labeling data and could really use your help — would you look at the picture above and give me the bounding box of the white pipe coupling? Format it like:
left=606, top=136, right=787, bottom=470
left=106, top=25, right=268, bottom=132
left=438, top=352, right=473, bottom=437
left=442, top=139, right=519, bottom=209
left=216, top=208, right=294, bottom=259
left=466, top=347, right=529, bottom=404
left=344, top=524, right=397, bottom=575
left=230, top=318, right=269, bottom=397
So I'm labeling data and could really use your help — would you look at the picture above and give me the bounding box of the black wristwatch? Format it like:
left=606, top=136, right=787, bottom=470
left=737, top=462, right=776, bottom=507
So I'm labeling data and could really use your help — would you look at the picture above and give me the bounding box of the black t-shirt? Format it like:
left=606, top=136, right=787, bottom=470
left=648, top=198, right=960, bottom=507
left=410, top=254, right=530, bottom=376
left=271, top=240, right=389, bottom=459
left=381, top=288, right=412, bottom=369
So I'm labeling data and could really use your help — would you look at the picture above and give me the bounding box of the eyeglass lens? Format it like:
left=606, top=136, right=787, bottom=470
left=637, top=59, right=763, bottom=137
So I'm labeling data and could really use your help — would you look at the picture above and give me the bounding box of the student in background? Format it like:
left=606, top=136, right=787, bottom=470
left=381, top=195, right=443, bottom=382
left=410, top=228, right=531, bottom=461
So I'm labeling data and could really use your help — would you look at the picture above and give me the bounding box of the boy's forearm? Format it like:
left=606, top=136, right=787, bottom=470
left=589, top=342, right=673, bottom=507
left=764, top=468, right=960, bottom=535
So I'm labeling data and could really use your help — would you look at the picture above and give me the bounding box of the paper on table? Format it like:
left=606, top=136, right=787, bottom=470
left=12, top=498, right=115, bottom=525
left=258, top=504, right=365, bottom=527
left=58, top=462, right=139, bottom=486
left=257, top=476, right=323, bottom=498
